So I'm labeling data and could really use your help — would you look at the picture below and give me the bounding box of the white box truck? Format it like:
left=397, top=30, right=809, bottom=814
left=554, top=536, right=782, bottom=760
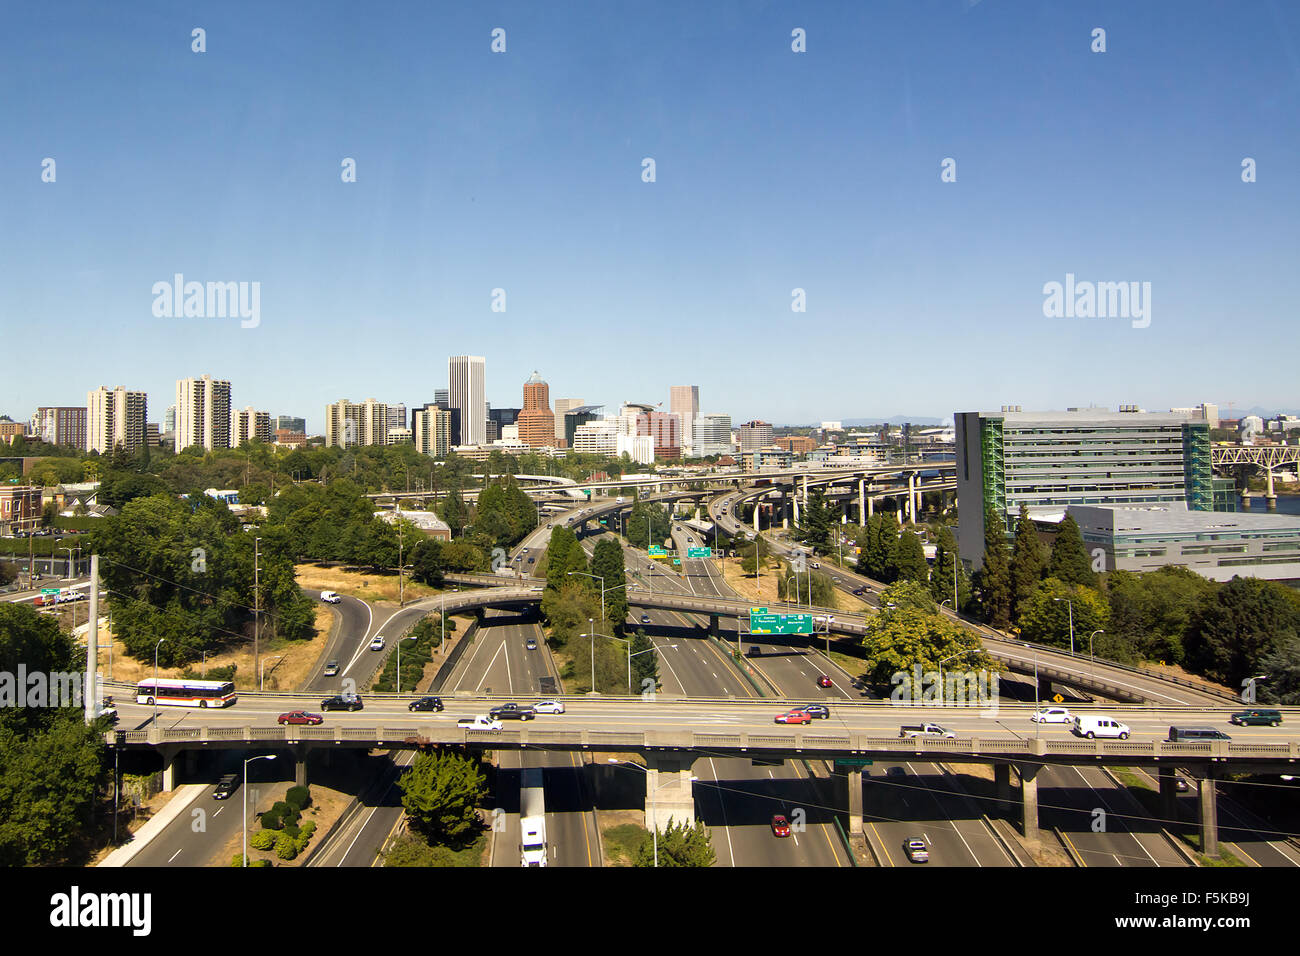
left=519, top=767, right=548, bottom=867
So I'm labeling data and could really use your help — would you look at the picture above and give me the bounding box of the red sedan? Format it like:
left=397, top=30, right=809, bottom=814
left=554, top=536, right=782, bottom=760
left=278, top=710, right=323, bottom=726
left=775, top=709, right=813, bottom=725
left=817, top=675, right=833, bottom=688
left=771, top=814, right=791, bottom=838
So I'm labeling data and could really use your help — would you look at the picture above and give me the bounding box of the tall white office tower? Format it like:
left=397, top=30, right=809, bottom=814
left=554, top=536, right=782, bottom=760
left=448, top=355, right=486, bottom=446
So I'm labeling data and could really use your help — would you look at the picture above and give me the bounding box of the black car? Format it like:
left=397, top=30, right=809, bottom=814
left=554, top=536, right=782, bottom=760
left=799, top=704, right=831, bottom=719
left=213, top=774, right=239, bottom=800
left=852, top=587, right=866, bottom=596
left=489, top=702, right=536, bottom=721
left=321, top=693, right=363, bottom=712
left=409, top=696, right=444, bottom=712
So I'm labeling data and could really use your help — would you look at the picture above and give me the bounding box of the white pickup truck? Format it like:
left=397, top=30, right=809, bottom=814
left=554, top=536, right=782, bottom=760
left=899, top=722, right=955, bottom=739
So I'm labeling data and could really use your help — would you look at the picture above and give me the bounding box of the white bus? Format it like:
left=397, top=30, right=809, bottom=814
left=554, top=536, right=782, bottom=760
left=135, top=678, right=238, bottom=708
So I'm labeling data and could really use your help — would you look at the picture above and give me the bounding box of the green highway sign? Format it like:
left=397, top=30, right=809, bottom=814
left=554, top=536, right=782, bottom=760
left=41, top=588, right=60, bottom=596
left=748, top=607, right=814, bottom=635
left=834, top=758, right=873, bottom=769
left=672, top=558, right=680, bottom=565
left=648, top=545, right=667, bottom=557
left=687, top=547, right=713, bottom=558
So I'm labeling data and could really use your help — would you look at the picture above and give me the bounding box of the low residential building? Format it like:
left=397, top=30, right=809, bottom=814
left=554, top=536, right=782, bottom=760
left=0, top=485, right=42, bottom=534
left=375, top=509, right=452, bottom=542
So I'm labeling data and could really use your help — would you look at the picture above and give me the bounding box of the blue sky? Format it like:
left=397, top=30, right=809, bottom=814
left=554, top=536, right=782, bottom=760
left=1, top=1, right=1297, bottom=432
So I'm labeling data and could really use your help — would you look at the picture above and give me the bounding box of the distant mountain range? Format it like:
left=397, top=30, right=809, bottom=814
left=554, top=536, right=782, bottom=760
left=782, top=417, right=950, bottom=428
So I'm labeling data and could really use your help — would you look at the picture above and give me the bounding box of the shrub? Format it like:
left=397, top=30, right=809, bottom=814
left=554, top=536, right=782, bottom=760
left=275, top=832, right=298, bottom=860
left=295, top=820, right=317, bottom=852
left=260, top=809, right=282, bottom=830
left=271, top=800, right=299, bottom=826
left=250, top=830, right=275, bottom=851
left=285, top=785, right=311, bottom=811
left=282, top=823, right=301, bottom=840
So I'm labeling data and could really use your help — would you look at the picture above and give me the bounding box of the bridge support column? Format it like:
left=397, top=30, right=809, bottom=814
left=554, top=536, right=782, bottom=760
left=1197, top=771, right=1219, bottom=858
left=295, top=745, right=309, bottom=788
left=708, top=613, right=719, bottom=638
left=161, top=748, right=179, bottom=793
left=858, top=479, right=866, bottom=523
left=1158, top=767, right=1180, bottom=825
left=906, top=473, right=915, bottom=523
left=790, top=492, right=798, bottom=529
left=1016, top=763, right=1040, bottom=844
left=866, top=493, right=873, bottom=518
left=644, top=754, right=696, bottom=830
left=1266, top=468, right=1277, bottom=510
left=995, top=763, right=1011, bottom=818
left=753, top=503, right=760, bottom=532
left=846, top=769, right=864, bottom=834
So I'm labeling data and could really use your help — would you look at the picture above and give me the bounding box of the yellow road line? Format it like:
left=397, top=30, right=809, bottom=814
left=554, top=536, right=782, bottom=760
left=869, top=822, right=895, bottom=866
left=1059, top=828, right=1088, bottom=867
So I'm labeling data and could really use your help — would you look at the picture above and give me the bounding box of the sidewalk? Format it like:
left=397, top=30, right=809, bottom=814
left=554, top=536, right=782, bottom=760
left=98, top=784, right=208, bottom=867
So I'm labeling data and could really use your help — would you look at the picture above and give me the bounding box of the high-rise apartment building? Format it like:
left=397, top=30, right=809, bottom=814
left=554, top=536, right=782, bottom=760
left=324, top=398, right=389, bottom=447
left=31, top=407, right=87, bottom=450
left=387, top=404, right=407, bottom=433
left=619, top=403, right=681, bottom=459
left=517, top=372, right=557, bottom=447
left=274, top=415, right=306, bottom=434
left=737, top=420, right=774, bottom=453
left=671, top=385, right=700, bottom=456
left=175, top=376, right=232, bottom=452
left=955, top=407, right=1212, bottom=568
left=87, top=386, right=148, bottom=454
left=448, top=356, right=486, bottom=446
left=412, top=404, right=454, bottom=458
left=232, top=407, right=273, bottom=444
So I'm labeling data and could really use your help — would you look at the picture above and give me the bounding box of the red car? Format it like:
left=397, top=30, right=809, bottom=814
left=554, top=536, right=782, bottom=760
left=817, top=675, right=833, bottom=688
left=278, top=710, right=323, bottom=726
left=775, top=709, right=813, bottom=725
left=771, top=814, right=791, bottom=837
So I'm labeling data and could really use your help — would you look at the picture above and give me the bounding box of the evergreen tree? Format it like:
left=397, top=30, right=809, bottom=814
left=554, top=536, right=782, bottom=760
left=630, top=628, right=659, bottom=694
left=888, top=528, right=929, bottom=586
left=398, top=750, right=488, bottom=849
left=590, top=538, right=629, bottom=632
left=1048, top=515, right=1096, bottom=587
left=635, top=819, right=715, bottom=867
left=795, top=486, right=835, bottom=553
left=977, top=507, right=1012, bottom=629
left=1010, top=503, right=1045, bottom=620
left=929, top=525, right=970, bottom=610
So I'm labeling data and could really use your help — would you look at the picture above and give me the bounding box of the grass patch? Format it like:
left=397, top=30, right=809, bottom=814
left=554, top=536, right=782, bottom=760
left=603, top=823, right=651, bottom=866
left=1111, top=767, right=1157, bottom=792
left=383, top=831, right=487, bottom=867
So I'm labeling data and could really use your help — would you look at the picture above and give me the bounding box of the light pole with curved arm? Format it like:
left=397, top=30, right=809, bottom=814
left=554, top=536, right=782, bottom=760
left=243, top=754, right=276, bottom=866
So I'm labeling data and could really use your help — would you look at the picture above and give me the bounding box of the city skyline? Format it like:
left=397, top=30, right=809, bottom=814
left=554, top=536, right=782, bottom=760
left=2, top=2, right=1296, bottom=426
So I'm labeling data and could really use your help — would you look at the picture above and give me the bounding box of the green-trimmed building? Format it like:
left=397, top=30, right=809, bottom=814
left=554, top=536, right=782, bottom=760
left=955, top=407, right=1213, bottom=568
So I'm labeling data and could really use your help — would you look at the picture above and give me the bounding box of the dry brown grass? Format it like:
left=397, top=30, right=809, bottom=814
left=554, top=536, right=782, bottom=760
left=97, top=607, right=333, bottom=692
left=719, top=557, right=783, bottom=604
left=295, top=563, right=443, bottom=604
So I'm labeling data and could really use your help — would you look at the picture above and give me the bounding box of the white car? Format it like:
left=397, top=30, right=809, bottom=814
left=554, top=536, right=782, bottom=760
left=369, top=635, right=386, bottom=651
left=320, top=590, right=341, bottom=604
left=457, top=715, right=503, bottom=731
left=1031, top=707, right=1072, bottom=724
left=532, top=700, right=566, bottom=714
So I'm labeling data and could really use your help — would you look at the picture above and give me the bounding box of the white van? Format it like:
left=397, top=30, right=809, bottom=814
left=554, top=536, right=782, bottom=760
left=320, top=590, right=341, bottom=604
left=1072, top=715, right=1131, bottom=740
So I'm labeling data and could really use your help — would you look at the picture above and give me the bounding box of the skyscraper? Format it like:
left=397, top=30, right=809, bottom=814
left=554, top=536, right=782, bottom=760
left=175, top=376, right=232, bottom=452
left=412, top=404, right=454, bottom=458
left=324, top=398, right=389, bottom=447
left=671, top=385, right=699, bottom=456
left=448, top=356, right=486, bottom=446
left=518, top=371, right=557, bottom=447
left=87, top=386, right=147, bottom=454
left=553, top=398, right=584, bottom=441
left=31, top=406, right=87, bottom=450
left=232, top=407, right=272, bottom=444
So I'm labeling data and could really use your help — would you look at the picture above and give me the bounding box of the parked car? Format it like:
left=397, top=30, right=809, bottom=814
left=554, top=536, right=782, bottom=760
left=1071, top=715, right=1131, bottom=740
left=319, top=590, right=341, bottom=604
left=213, top=774, right=239, bottom=800
left=904, top=838, right=929, bottom=863
left=457, top=715, right=503, bottom=732
left=369, top=635, right=386, bottom=651
left=322, top=660, right=340, bottom=677
left=278, top=710, right=323, bottom=725
left=1031, top=707, right=1072, bottom=724
left=1167, top=726, right=1231, bottom=742
left=775, top=709, right=813, bottom=725
left=1229, top=709, right=1282, bottom=727
left=532, top=699, right=566, bottom=714
left=321, top=693, right=363, bottom=711
left=489, top=702, right=536, bottom=721
left=409, top=696, right=444, bottom=712
left=816, top=675, right=833, bottom=688
left=771, top=814, right=791, bottom=838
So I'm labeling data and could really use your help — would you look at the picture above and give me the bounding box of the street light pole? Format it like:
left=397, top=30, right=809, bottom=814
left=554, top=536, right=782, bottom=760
left=243, top=754, right=276, bottom=866
left=152, top=638, right=165, bottom=726
left=1089, top=629, right=1103, bottom=678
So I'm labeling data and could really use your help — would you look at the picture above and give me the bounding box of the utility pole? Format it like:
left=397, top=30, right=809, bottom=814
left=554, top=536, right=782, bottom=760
left=253, top=536, right=261, bottom=682
left=397, top=519, right=404, bottom=607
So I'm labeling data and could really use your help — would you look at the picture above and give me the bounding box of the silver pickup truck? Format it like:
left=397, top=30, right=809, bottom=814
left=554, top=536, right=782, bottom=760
left=899, top=722, right=955, bottom=739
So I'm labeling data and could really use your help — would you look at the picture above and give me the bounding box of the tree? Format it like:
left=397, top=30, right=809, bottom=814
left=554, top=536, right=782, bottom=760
left=1015, top=578, right=1110, bottom=652
left=1047, top=515, right=1096, bottom=587
left=630, top=628, right=658, bottom=694
left=398, top=750, right=488, bottom=848
left=860, top=604, right=992, bottom=692
left=1009, top=504, right=1044, bottom=620
left=635, top=819, right=715, bottom=867
left=975, top=508, right=1012, bottom=629
left=1184, top=577, right=1300, bottom=688
left=409, top=538, right=446, bottom=587
left=1104, top=566, right=1212, bottom=665
left=888, top=529, right=929, bottom=586
left=929, top=525, right=971, bottom=611
left=590, top=538, right=629, bottom=633
left=794, top=486, right=835, bottom=553
left=1257, top=636, right=1300, bottom=706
